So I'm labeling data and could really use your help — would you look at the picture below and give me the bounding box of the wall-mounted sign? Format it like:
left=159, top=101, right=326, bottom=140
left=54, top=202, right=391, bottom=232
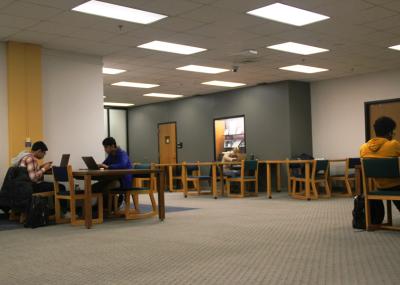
left=165, top=136, right=170, bottom=144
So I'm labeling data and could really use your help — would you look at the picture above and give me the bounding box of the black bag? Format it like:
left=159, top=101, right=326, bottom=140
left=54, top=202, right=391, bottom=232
left=352, top=195, right=385, bottom=229
left=24, top=196, right=50, bottom=229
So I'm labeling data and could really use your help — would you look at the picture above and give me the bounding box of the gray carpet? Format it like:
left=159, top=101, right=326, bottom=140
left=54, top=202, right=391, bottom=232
left=0, top=192, right=399, bottom=285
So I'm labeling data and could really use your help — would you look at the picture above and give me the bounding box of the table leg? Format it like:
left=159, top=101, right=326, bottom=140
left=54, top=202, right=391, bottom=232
left=212, top=164, right=217, bottom=199
left=84, top=174, right=92, bottom=229
left=286, top=162, right=291, bottom=195
left=276, top=164, right=281, bottom=192
left=266, top=163, right=272, bottom=199
left=182, top=163, right=188, bottom=198
left=168, top=166, right=173, bottom=192
left=219, top=165, right=225, bottom=196
left=158, top=168, right=166, bottom=221
left=305, top=163, right=311, bottom=201
left=355, top=167, right=361, bottom=196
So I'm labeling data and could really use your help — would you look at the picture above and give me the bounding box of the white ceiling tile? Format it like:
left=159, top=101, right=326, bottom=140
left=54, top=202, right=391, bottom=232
left=6, top=30, right=62, bottom=45
left=0, top=26, right=20, bottom=40
left=383, top=1, right=400, bottom=12
left=22, top=0, right=86, bottom=9
left=69, top=28, right=117, bottom=42
left=48, top=11, right=100, bottom=28
left=0, top=13, right=39, bottom=29
left=27, top=21, right=80, bottom=36
left=151, top=17, right=206, bottom=32
left=0, top=0, right=14, bottom=9
left=1, top=1, right=63, bottom=20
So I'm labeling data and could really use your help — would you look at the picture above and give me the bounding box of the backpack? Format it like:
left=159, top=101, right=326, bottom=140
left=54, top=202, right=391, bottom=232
left=352, top=195, right=385, bottom=229
left=24, top=196, right=50, bottom=229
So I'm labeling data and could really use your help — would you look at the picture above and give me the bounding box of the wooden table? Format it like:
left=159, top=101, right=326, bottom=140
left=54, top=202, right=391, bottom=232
left=73, top=168, right=165, bottom=229
left=259, top=160, right=287, bottom=199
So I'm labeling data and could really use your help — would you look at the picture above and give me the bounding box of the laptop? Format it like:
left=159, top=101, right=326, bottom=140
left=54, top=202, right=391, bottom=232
left=82, top=156, right=100, bottom=170
left=60, top=154, right=70, bottom=167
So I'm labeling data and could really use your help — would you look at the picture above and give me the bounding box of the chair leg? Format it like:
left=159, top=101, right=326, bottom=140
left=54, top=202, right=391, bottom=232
left=255, top=179, right=259, bottom=196
left=124, top=192, right=131, bottom=219
left=311, top=182, right=319, bottom=199
left=97, top=194, right=103, bottom=223
left=345, top=179, right=353, bottom=196
left=70, top=199, right=77, bottom=225
left=149, top=191, right=157, bottom=214
left=227, top=180, right=231, bottom=196
left=325, top=180, right=331, bottom=197
left=365, top=197, right=372, bottom=231
left=240, top=181, right=245, bottom=198
left=133, top=193, right=140, bottom=212
left=387, top=200, right=393, bottom=226
left=292, top=180, right=297, bottom=195
left=55, top=197, right=62, bottom=224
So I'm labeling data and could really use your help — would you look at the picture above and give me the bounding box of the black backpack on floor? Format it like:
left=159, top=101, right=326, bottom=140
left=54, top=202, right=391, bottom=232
left=24, top=196, right=50, bottom=229
left=352, top=195, right=384, bottom=229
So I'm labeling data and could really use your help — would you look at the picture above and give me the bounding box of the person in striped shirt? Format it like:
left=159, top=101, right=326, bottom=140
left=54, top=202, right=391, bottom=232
left=12, top=141, right=54, bottom=193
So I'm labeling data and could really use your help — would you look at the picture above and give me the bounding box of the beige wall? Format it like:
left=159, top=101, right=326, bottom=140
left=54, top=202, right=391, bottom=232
left=311, top=68, right=400, bottom=159
left=0, top=42, right=8, bottom=184
left=42, top=49, right=105, bottom=169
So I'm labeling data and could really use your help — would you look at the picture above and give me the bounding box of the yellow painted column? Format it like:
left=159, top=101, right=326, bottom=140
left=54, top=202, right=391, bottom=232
left=7, top=41, right=43, bottom=161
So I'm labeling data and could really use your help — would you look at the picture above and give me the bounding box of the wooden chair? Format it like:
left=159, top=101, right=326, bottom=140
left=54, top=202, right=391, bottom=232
left=52, top=165, right=103, bottom=225
left=134, top=163, right=157, bottom=193
left=361, top=158, right=400, bottom=231
left=108, top=165, right=157, bottom=220
left=226, top=160, right=258, bottom=198
left=291, top=160, right=331, bottom=199
left=168, top=165, right=184, bottom=192
left=330, top=158, right=360, bottom=196
left=183, top=162, right=212, bottom=197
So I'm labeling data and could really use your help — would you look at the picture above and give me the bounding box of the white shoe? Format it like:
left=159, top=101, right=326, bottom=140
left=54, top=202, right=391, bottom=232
left=63, top=212, right=78, bottom=219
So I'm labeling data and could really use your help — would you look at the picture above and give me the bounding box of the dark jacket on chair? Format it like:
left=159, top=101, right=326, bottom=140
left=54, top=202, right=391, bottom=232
left=0, top=167, right=33, bottom=213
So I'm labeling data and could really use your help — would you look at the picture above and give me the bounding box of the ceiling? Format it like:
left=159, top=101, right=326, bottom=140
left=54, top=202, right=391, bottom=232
left=1, top=0, right=400, bottom=106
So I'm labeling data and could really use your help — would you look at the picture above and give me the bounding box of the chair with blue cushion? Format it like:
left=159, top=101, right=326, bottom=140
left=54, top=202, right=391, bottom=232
left=226, top=160, right=258, bottom=198
left=291, top=160, right=330, bottom=199
left=133, top=163, right=157, bottom=193
left=330, top=158, right=360, bottom=196
left=361, top=158, right=400, bottom=231
left=108, top=164, right=157, bottom=220
left=183, top=162, right=212, bottom=197
left=52, top=165, right=103, bottom=225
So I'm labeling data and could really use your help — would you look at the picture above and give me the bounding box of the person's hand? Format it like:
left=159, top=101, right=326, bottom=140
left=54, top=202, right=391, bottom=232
left=98, top=164, right=109, bottom=169
left=41, top=162, right=52, bottom=171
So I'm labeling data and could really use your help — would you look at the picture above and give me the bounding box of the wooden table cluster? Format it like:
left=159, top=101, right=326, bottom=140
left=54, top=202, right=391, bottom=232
left=156, top=159, right=361, bottom=201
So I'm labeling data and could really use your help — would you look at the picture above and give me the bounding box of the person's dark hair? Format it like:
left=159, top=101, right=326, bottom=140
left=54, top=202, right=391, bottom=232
left=374, top=116, right=396, bottom=137
left=102, top=137, right=117, bottom=147
left=31, top=141, right=48, bottom=152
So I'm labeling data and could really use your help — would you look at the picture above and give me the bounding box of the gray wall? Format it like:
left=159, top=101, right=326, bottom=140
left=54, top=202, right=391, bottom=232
left=128, top=81, right=312, bottom=163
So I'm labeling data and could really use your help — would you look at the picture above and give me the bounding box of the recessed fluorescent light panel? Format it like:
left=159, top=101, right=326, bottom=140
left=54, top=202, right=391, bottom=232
left=72, top=0, right=167, bottom=24
left=268, top=42, right=329, bottom=55
left=138, top=41, right=207, bottom=55
left=176, top=65, right=229, bottom=74
left=247, top=3, right=329, bottom=26
left=144, top=93, right=183, bottom=98
left=202, top=81, right=246, bottom=87
left=279, top=64, right=328, bottom=73
left=104, top=102, right=134, bottom=107
left=102, top=67, right=126, bottom=74
left=111, top=81, right=159, bottom=88
left=389, top=44, right=400, bottom=51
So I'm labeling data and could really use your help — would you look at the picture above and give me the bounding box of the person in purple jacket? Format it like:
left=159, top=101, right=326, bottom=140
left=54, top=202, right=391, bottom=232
left=93, top=137, right=133, bottom=209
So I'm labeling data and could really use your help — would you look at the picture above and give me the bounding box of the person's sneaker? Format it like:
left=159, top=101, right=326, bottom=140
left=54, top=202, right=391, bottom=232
left=63, top=212, right=78, bottom=219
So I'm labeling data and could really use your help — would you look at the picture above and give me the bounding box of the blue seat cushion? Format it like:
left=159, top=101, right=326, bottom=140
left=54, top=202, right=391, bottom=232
left=109, top=187, right=150, bottom=194
left=58, top=190, right=85, bottom=196
left=188, top=176, right=211, bottom=179
left=369, top=190, right=400, bottom=196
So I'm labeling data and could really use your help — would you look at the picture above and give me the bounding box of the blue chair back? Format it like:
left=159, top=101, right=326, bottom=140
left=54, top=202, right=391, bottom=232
left=362, top=158, right=400, bottom=179
left=52, top=166, right=69, bottom=182
left=348, top=158, right=361, bottom=169
left=244, top=160, right=257, bottom=176
left=134, top=163, right=151, bottom=170
left=315, top=160, right=329, bottom=174
left=186, top=164, right=199, bottom=176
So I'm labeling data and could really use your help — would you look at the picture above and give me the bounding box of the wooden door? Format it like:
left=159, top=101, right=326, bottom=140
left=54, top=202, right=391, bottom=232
left=158, top=123, right=177, bottom=164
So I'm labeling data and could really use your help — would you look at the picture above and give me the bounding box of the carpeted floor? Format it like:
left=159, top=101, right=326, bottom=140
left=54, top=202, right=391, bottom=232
left=0, top=192, right=399, bottom=285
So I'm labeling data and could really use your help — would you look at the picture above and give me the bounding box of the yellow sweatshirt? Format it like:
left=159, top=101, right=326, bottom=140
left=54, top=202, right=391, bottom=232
left=360, top=137, right=400, bottom=189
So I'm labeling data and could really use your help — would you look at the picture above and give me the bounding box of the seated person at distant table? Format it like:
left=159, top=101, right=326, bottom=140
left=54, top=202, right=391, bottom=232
left=93, top=137, right=132, bottom=206
left=360, top=116, right=400, bottom=211
left=221, top=147, right=240, bottom=177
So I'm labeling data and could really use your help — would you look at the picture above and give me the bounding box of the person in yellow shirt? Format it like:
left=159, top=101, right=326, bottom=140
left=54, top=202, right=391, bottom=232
left=360, top=116, right=400, bottom=210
